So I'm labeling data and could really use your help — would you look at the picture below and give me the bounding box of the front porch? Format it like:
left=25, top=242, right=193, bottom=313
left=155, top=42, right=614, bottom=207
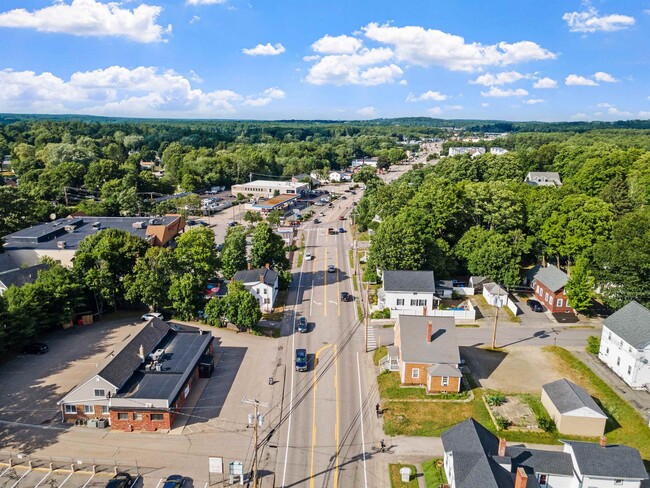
left=379, top=345, right=400, bottom=372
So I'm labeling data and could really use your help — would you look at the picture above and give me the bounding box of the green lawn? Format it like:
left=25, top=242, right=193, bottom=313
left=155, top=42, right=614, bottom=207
left=389, top=464, right=418, bottom=488
left=422, top=459, right=447, bottom=488
left=373, top=346, right=388, bottom=366
left=379, top=371, right=470, bottom=400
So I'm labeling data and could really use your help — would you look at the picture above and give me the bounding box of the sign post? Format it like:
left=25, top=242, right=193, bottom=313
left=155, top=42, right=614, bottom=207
left=208, top=457, right=223, bottom=486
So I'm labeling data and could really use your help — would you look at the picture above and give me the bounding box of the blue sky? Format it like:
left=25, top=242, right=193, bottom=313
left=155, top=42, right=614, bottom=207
left=0, top=0, right=649, bottom=121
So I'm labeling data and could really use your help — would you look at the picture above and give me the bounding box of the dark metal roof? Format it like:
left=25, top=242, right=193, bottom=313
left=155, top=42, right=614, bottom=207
left=0, top=263, right=49, bottom=289
left=233, top=268, right=278, bottom=287
left=603, top=301, right=650, bottom=349
left=397, top=315, right=459, bottom=365
left=527, top=264, right=568, bottom=293
left=98, top=318, right=171, bottom=388
left=564, top=441, right=648, bottom=480
left=383, top=270, right=435, bottom=293
left=542, top=379, right=606, bottom=417
left=506, top=446, right=574, bottom=476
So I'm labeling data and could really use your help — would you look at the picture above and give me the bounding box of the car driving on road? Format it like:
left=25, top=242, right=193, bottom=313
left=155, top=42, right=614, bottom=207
left=328, top=265, right=336, bottom=273
left=295, top=349, right=308, bottom=372
left=304, top=252, right=312, bottom=260
left=340, top=292, right=352, bottom=302
left=297, top=317, right=308, bottom=333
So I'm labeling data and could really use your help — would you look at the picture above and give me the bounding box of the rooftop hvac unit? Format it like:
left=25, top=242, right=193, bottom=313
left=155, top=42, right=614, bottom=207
left=92, top=222, right=101, bottom=229
left=132, top=221, right=146, bottom=229
left=56, top=241, right=67, bottom=249
left=64, top=225, right=76, bottom=232
left=155, top=363, right=162, bottom=371
left=150, top=349, right=165, bottom=361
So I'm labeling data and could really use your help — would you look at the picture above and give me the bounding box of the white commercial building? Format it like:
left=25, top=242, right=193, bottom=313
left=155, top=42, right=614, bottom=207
left=598, top=301, right=650, bottom=390
left=448, top=147, right=486, bottom=157
left=230, top=180, right=309, bottom=199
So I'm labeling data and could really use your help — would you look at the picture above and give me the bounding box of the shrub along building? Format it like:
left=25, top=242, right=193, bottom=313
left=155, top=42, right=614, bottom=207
left=389, top=315, right=462, bottom=393
left=58, top=318, right=214, bottom=431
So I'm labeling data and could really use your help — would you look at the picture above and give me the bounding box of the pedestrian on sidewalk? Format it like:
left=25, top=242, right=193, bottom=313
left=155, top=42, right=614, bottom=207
left=376, top=403, right=381, bottom=418
left=380, top=439, right=386, bottom=452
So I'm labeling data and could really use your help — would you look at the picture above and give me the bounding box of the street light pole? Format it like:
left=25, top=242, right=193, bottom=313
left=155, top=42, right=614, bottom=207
left=491, top=301, right=499, bottom=349
left=243, top=397, right=268, bottom=488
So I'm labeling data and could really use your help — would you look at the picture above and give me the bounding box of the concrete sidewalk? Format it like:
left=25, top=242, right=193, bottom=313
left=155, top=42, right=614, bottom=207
left=575, top=351, right=650, bottom=422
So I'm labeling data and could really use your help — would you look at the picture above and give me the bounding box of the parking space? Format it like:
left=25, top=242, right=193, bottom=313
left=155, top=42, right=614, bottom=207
left=0, top=314, right=143, bottom=426
left=0, top=465, right=122, bottom=488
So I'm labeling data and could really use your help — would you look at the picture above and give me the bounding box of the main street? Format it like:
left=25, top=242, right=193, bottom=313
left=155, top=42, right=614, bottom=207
left=273, top=192, right=378, bottom=488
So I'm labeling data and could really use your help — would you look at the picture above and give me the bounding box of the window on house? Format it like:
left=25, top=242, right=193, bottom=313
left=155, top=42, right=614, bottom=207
left=538, top=474, right=547, bottom=486
left=544, top=293, right=549, bottom=302
left=411, top=368, right=420, bottom=379
left=117, top=413, right=129, bottom=420
left=84, top=405, right=94, bottom=414
left=94, top=389, right=105, bottom=397
left=133, top=413, right=143, bottom=421
left=556, top=299, right=563, bottom=307
left=64, top=404, right=76, bottom=414
left=441, top=376, right=449, bottom=386
left=264, top=298, right=270, bottom=304
left=619, top=340, right=623, bottom=347
left=605, top=347, right=609, bottom=355
left=628, top=366, right=632, bottom=375
left=396, top=299, right=404, bottom=306
left=263, top=288, right=267, bottom=295
left=608, top=332, right=612, bottom=340
left=410, top=299, right=426, bottom=306
left=151, top=414, right=164, bottom=421
left=628, top=346, right=632, bottom=353
left=617, top=357, right=621, bottom=366
left=549, top=297, right=554, bottom=306
left=101, top=406, right=109, bottom=415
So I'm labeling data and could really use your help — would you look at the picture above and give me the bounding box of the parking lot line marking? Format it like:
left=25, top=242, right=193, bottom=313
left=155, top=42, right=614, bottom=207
left=34, top=471, right=51, bottom=487
left=309, top=344, right=333, bottom=488
left=0, top=466, right=12, bottom=478
left=155, top=478, right=163, bottom=488
left=9, top=468, right=31, bottom=488
left=81, top=473, right=96, bottom=488
left=58, top=471, right=74, bottom=487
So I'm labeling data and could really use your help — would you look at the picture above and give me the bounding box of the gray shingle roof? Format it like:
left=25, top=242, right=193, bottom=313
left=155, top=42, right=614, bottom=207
left=0, top=263, right=49, bottom=289
left=383, top=270, right=435, bottom=293
left=542, top=379, right=606, bottom=417
left=525, top=172, right=562, bottom=187
left=506, top=446, right=574, bottom=476
left=564, top=441, right=648, bottom=480
left=397, top=315, right=459, bottom=365
left=233, top=268, right=279, bottom=287
left=98, top=318, right=171, bottom=388
left=484, top=282, right=508, bottom=296
left=528, top=264, right=568, bottom=292
left=603, top=301, right=650, bottom=349
left=427, top=363, right=462, bottom=378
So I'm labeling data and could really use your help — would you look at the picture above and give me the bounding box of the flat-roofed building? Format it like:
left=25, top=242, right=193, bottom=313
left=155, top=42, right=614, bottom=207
left=230, top=180, right=308, bottom=199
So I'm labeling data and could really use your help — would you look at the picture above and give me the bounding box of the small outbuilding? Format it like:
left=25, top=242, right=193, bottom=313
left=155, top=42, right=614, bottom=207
left=482, top=282, right=508, bottom=308
left=541, top=378, right=607, bottom=437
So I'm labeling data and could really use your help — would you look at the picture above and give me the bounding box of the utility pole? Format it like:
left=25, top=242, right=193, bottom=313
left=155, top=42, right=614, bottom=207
left=243, top=397, right=268, bottom=488
left=491, top=301, right=499, bottom=349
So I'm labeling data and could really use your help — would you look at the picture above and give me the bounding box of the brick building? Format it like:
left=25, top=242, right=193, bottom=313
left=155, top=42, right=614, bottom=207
left=391, top=315, right=462, bottom=393
left=526, top=264, right=572, bottom=314
left=58, top=318, right=214, bottom=432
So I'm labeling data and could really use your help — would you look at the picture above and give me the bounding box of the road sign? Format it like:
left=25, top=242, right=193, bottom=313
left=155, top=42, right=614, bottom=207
left=230, top=461, right=244, bottom=476
left=209, top=457, right=223, bottom=474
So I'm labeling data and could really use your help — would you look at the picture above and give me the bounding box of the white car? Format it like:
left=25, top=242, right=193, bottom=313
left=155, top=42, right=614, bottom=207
left=304, top=252, right=312, bottom=260
left=141, top=312, right=163, bottom=321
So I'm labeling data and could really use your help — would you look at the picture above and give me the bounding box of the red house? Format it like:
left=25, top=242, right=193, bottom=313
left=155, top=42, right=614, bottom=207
left=526, top=264, right=573, bottom=313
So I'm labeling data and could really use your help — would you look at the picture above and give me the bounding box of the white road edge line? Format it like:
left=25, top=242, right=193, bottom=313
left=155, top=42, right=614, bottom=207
left=281, top=228, right=308, bottom=488
left=356, top=352, right=368, bottom=488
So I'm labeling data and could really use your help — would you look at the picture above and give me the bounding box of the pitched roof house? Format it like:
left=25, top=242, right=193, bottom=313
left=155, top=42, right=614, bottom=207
left=526, top=264, right=572, bottom=314
left=525, top=172, right=562, bottom=187
left=442, top=418, right=648, bottom=488
left=598, top=301, right=650, bottom=389
left=541, top=379, right=607, bottom=436
left=233, top=266, right=279, bottom=313
left=393, top=315, right=462, bottom=393
left=377, top=270, right=439, bottom=318
left=0, top=263, right=49, bottom=295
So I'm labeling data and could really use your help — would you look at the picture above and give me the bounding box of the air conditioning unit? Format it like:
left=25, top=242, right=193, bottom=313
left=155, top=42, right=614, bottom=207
left=64, top=225, right=76, bottom=232
left=150, top=349, right=165, bottom=361
left=92, top=222, right=101, bottom=229
left=56, top=241, right=67, bottom=249
left=132, top=221, right=146, bottom=229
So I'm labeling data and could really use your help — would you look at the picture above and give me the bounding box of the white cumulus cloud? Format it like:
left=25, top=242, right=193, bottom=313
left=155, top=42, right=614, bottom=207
left=593, top=71, right=618, bottom=83
left=427, top=107, right=443, bottom=116
left=480, top=87, right=528, bottom=97
left=571, top=113, right=590, bottom=120
left=533, top=77, right=558, bottom=89
left=357, top=106, right=378, bottom=118
left=0, top=66, right=284, bottom=117
left=470, top=71, right=528, bottom=86
left=0, top=0, right=171, bottom=43
left=362, top=22, right=556, bottom=72
left=186, top=0, right=227, bottom=4
left=638, top=111, right=650, bottom=119
left=563, top=4, right=635, bottom=33
left=525, top=99, right=545, bottom=104
left=406, top=90, right=448, bottom=102
left=305, top=47, right=402, bottom=86
left=311, top=35, right=362, bottom=54
left=242, top=43, right=286, bottom=56
left=565, top=74, right=599, bottom=86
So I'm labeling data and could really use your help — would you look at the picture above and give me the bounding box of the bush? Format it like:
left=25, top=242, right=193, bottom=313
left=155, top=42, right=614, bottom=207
left=495, top=416, right=511, bottom=430
left=586, top=335, right=601, bottom=355
left=485, top=392, right=506, bottom=406
left=370, top=308, right=391, bottom=319
left=536, top=414, right=556, bottom=432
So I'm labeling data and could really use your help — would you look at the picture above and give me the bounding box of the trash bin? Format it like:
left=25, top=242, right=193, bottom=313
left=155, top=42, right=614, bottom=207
left=97, top=418, right=108, bottom=428
left=87, top=419, right=99, bottom=428
left=399, top=467, right=412, bottom=483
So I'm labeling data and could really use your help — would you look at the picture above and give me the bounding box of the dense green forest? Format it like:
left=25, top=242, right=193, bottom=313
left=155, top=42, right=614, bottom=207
left=355, top=129, right=650, bottom=312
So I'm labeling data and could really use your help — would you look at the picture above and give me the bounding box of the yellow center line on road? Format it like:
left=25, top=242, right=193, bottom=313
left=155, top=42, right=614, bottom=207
left=310, top=343, right=334, bottom=488
left=334, top=342, right=340, bottom=488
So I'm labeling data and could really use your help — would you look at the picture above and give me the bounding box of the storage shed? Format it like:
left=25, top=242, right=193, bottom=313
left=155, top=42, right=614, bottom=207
left=541, top=379, right=607, bottom=436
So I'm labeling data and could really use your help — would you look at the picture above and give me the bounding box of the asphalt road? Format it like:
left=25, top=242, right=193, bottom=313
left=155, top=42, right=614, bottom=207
left=276, top=194, right=375, bottom=488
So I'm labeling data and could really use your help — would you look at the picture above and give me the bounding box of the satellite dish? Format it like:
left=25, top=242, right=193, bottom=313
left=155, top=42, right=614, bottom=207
left=49, top=213, right=57, bottom=221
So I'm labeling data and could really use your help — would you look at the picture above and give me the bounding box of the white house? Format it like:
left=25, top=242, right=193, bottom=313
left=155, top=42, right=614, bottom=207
left=351, top=158, right=378, bottom=168
left=598, top=301, right=650, bottom=390
left=525, top=172, right=562, bottom=187
left=483, top=282, right=508, bottom=308
left=233, top=266, right=279, bottom=313
left=448, top=147, right=486, bottom=157
left=490, top=147, right=509, bottom=155
left=328, top=171, right=352, bottom=182
left=377, top=270, right=439, bottom=318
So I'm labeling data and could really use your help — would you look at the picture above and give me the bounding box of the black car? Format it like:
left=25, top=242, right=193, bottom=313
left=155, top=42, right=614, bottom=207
left=295, top=349, right=308, bottom=372
left=340, top=292, right=352, bottom=302
left=527, top=299, right=544, bottom=312
left=162, top=475, right=185, bottom=488
left=23, top=342, right=49, bottom=355
left=105, top=472, right=134, bottom=488
left=297, top=317, right=308, bottom=333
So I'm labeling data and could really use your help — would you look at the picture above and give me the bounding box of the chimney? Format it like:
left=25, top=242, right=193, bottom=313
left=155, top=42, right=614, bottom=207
left=498, top=438, right=506, bottom=457
left=599, top=436, right=607, bottom=447
left=247, top=262, right=251, bottom=270
left=427, top=321, right=433, bottom=343
left=260, top=273, right=265, bottom=284
left=423, top=306, right=427, bottom=317
left=514, top=467, right=528, bottom=488
left=138, top=345, right=145, bottom=362
left=265, top=263, right=270, bottom=270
